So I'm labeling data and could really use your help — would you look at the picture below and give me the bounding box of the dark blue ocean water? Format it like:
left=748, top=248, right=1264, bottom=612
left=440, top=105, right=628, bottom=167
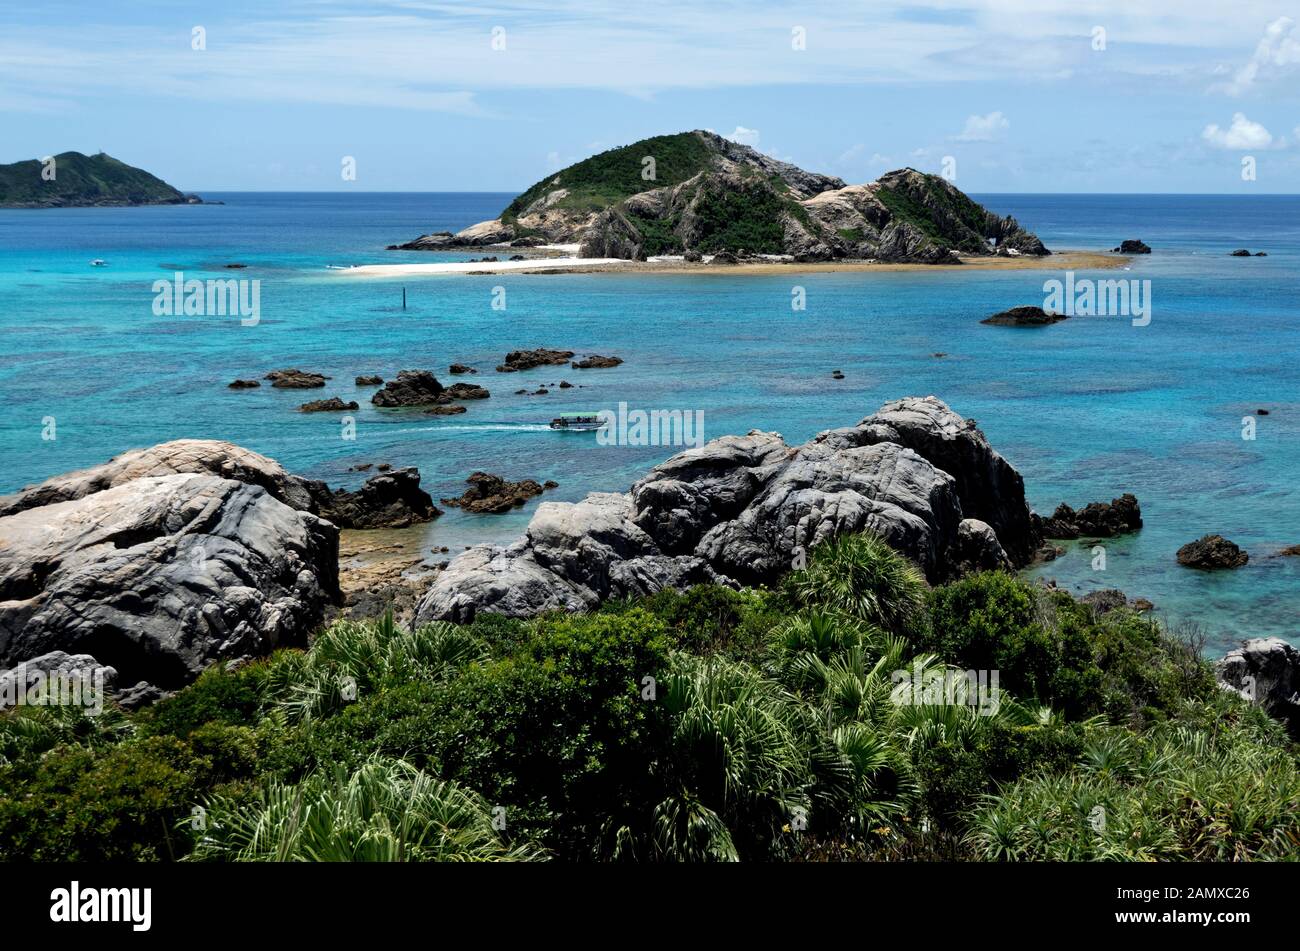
left=1, top=192, right=1297, bottom=651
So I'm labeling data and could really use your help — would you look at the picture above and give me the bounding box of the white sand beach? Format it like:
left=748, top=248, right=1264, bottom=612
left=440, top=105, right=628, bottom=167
left=334, top=250, right=1125, bottom=278
left=336, top=256, right=623, bottom=276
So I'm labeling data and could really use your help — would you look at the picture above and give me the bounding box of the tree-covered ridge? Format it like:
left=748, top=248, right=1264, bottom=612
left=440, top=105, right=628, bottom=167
left=1, top=532, right=1289, bottom=862
left=503, top=132, right=718, bottom=221
left=0, top=151, right=191, bottom=207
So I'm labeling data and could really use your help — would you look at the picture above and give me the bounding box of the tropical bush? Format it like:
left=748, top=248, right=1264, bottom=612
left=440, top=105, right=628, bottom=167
left=0, top=531, right=1286, bottom=862
left=189, top=756, right=541, bottom=862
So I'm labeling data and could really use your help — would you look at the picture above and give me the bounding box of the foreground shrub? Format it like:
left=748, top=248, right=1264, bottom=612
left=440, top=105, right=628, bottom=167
left=967, top=701, right=1300, bottom=861
left=923, top=572, right=1102, bottom=717
left=786, top=533, right=928, bottom=634
left=189, top=756, right=542, bottom=862
left=0, top=736, right=214, bottom=861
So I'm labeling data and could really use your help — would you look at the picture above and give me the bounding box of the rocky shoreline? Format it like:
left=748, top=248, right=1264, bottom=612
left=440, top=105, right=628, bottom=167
left=0, top=399, right=1293, bottom=735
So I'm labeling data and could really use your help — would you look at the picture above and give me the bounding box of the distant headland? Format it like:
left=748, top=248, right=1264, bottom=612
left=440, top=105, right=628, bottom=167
left=0, top=151, right=209, bottom=208
left=388, top=129, right=1050, bottom=265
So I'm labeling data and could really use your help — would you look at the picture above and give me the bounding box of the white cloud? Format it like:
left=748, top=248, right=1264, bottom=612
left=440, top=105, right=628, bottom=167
left=0, top=4, right=1294, bottom=113
left=836, top=143, right=864, bottom=164
left=725, top=126, right=761, bottom=147
left=1221, top=17, right=1300, bottom=95
left=1201, top=113, right=1274, bottom=149
left=954, top=111, right=1009, bottom=142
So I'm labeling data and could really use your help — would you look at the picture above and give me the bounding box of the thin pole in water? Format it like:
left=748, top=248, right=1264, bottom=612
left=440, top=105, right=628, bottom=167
left=402, top=287, right=407, bottom=310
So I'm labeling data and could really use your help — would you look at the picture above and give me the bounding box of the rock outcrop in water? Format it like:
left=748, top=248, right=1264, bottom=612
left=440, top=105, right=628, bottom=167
left=1177, top=534, right=1248, bottom=570
left=496, top=349, right=575, bottom=372
left=389, top=131, right=1049, bottom=264
left=1039, top=494, right=1142, bottom=539
left=370, top=370, right=444, bottom=407
left=265, top=368, right=328, bottom=389
left=440, top=472, right=549, bottom=514
left=982, top=306, right=1066, bottom=327
left=414, top=396, right=1039, bottom=622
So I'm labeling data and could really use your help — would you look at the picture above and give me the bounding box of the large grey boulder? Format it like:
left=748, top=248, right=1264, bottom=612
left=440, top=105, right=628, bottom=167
left=0, top=439, right=438, bottom=530
left=1216, top=637, right=1300, bottom=737
left=415, top=396, right=1037, bottom=622
left=0, top=473, right=338, bottom=691
left=0, top=439, right=320, bottom=517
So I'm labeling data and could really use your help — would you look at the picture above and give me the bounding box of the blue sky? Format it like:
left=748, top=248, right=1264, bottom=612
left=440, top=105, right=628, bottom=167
left=3, top=1, right=1300, bottom=192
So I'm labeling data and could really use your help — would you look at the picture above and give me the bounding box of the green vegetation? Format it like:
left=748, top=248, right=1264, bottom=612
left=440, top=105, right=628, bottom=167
left=687, top=181, right=794, bottom=254
left=502, top=132, right=716, bottom=221
left=0, top=533, right=1292, bottom=862
left=0, top=151, right=189, bottom=207
left=874, top=173, right=992, bottom=253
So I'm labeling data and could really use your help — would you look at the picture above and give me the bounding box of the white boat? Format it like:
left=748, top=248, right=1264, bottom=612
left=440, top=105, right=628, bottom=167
left=90, top=259, right=107, bottom=267
left=549, top=413, right=604, bottom=431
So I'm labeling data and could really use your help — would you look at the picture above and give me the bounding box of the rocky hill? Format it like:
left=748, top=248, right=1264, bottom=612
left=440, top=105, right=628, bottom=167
left=0, top=151, right=203, bottom=208
left=391, top=130, right=1048, bottom=263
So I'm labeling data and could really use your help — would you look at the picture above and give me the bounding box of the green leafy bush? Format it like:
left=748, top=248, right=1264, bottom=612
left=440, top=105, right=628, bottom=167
left=786, top=533, right=928, bottom=634
left=189, top=756, right=542, bottom=862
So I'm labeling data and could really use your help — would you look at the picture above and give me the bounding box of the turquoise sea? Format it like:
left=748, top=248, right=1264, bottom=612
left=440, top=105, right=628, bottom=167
left=1, top=192, right=1296, bottom=653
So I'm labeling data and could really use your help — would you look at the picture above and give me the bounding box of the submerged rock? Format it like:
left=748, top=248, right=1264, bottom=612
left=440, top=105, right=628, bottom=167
left=355, top=375, right=384, bottom=386
left=228, top=379, right=260, bottom=389
left=1177, top=534, right=1248, bottom=570
left=415, top=396, right=1039, bottom=622
left=449, top=363, right=477, bottom=375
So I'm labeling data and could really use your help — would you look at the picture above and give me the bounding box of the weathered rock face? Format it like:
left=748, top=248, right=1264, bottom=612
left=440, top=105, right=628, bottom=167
left=371, top=370, right=444, bottom=407
left=415, top=396, right=1038, bottom=622
left=1216, top=638, right=1300, bottom=738
left=0, top=473, right=338, bottom=690
left=0, top=439, right=439, bottom=533
left=1040, top=494, right=1142, bottom=539
left=1177, top=534, right=1248, bottom=570
left=0, top=439, right=323, bottom=518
